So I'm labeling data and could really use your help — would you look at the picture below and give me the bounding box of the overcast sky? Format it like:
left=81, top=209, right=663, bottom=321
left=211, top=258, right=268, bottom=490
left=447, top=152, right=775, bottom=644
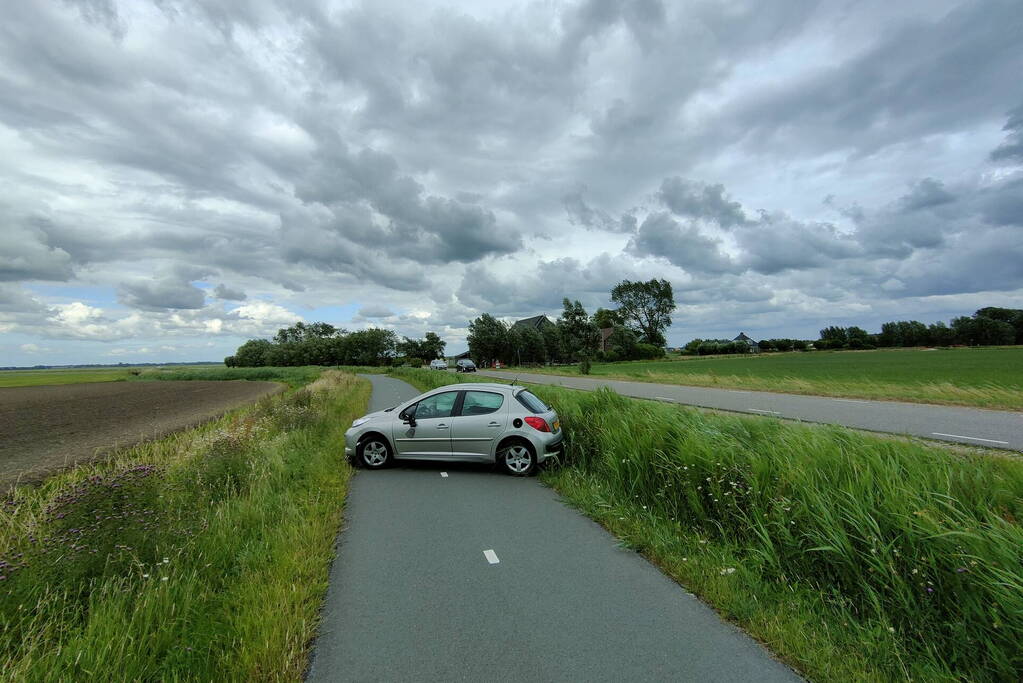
left=2, top=0, right=1022, bottom=365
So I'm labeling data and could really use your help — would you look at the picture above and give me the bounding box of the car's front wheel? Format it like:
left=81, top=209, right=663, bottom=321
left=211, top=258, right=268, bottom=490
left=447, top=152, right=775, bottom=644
left=358, top=437, right=392, bottom=469
left=499, top=441, right=536, bottom=476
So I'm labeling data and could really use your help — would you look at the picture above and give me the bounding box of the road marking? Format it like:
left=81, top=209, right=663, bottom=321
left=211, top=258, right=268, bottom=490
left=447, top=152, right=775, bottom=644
left=483, top=549, right=500, bottom=564
left=833, top=398, right=871, bottom=404
left=748, top=408, right=780, bottom=415
left=440, top=472, right=448, bottom=477
left=931, top=432, right=1009, bottom=445
left=655, top=396, right=675, bottom=402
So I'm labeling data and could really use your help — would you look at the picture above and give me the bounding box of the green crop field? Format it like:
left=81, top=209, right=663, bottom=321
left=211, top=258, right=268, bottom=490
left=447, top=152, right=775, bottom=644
left=510, top=347, right=1023, bottom=410
left=0, top=365, right=223, bottom=389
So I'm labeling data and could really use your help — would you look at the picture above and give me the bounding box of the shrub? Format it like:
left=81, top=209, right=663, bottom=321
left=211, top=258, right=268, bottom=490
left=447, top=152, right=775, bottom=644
left=579, top=356, right=592, bottom=375
left=633, top=343, right=665, bottom=360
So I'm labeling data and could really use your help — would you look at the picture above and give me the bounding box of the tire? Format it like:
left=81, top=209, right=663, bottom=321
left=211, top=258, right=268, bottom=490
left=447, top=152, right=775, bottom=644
left=499, top=440, right=537, bottom=476
left=358, top=436, right=393, bottom=469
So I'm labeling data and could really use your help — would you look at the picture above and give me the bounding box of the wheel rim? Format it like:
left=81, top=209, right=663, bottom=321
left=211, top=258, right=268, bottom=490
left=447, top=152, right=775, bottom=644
left=503, top=445, right=533, bottom=473
left=363, top=441, right=388, bottom=466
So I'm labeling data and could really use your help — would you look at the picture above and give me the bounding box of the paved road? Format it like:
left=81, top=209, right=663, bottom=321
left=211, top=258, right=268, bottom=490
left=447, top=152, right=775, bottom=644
left=307, top=374, right=799, bottom=682
left=477, top=370, right=1023, bottom=452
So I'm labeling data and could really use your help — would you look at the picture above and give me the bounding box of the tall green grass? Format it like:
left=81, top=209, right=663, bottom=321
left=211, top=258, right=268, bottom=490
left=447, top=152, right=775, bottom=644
left=0, top=371, right=369, bottom=680
left=392, top=367, right=1023, bottom=680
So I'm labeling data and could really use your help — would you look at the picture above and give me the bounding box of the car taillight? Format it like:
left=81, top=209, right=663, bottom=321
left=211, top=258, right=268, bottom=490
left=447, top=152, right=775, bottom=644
left=523, top=416, right=550, bottom=432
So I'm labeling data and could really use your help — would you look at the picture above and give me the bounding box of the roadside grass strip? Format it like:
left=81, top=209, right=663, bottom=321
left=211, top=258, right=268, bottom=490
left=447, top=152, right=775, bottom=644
left=391, top=367, right=1023, bottom=681
left=0, top=369, right=370, bottom=680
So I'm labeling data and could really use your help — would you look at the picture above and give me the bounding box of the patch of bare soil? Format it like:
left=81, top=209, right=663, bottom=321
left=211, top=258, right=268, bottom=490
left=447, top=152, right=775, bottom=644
left=0, top=380, right=283, bottom=490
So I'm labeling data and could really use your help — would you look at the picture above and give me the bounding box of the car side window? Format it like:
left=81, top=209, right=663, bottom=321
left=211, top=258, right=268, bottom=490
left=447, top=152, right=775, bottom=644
left=459, top=391, right=503, bottom=416
left=413, top=392, right=458, bottom=419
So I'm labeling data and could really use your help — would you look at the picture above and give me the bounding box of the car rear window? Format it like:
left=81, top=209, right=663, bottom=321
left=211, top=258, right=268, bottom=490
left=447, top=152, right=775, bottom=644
left=460, top=390, right=503, bottom=416
left=515, top=390, right=548, bottom=413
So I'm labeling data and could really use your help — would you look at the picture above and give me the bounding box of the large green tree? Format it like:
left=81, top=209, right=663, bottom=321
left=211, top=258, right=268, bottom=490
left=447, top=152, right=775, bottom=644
left=610, top=278, right=675, bottom=347
left=592, top=307, right=624, bottom=329
left=467, top=314, right=507, bottom=365
left=557, top=298, right=600, bottom=360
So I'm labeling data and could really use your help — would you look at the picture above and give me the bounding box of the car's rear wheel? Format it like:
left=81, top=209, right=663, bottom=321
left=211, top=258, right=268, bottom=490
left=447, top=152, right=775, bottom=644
left=359, top=437, right=392, bottom=469
left=499, top=441, right=536, bottom=476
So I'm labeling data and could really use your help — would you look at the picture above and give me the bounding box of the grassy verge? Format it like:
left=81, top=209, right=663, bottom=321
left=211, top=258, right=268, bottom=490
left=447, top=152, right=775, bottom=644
left=391, top=367, right=1023, bottom=681
left=0, top=370, right=369, bottom=680
left=496, top=347, right=1023, bottom=411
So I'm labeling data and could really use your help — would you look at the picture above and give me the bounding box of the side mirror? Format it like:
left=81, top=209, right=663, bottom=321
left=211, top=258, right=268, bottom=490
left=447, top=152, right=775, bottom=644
left=400, top=408, right=417, bottom=427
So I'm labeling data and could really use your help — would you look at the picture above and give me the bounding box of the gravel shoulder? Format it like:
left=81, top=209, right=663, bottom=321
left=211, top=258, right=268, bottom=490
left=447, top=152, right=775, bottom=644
left=0, top=380, right=283, bottom=489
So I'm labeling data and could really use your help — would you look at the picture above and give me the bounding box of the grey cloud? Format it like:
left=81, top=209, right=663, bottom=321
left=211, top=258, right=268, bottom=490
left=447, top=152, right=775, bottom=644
left=213, top=284, right=246, bottom=301
left=628, top=212, right=737, bottom=274
left=562, top=188, right=636, bottom=233
left=898, top=178, right=956, bottom=212
left=726, top=1, right=1023, bottom=157
left=658, top=177, right=748, bottom=228
left=736, top=214, right=862, bottom=275
left=991, top=104, right=1023, bottom=162
left=0, top=220, right=74, bottom=282
left=357, top=305, right=394, bottom=319
left=119, top=277, right=206, bottom=311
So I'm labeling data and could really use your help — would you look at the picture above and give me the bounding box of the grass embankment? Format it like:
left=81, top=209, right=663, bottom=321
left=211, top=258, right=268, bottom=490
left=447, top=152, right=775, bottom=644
left=502, top=347, right=1023, bottom=411
left=393, top=367, right=1023, bottom=681
left=0, top=369, right=369, bottom=680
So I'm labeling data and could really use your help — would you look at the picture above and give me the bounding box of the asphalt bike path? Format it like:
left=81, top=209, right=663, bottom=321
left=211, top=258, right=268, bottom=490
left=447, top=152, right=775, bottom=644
left=478, top=369, right=1023, bottom=452
left=306, top=373, right=799, bottom=682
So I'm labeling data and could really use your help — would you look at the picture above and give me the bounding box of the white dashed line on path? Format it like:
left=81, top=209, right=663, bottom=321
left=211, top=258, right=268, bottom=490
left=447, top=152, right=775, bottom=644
left=931, top=432, right=1009, bottom=445
left=440, top=472, right=448, bottom=477
left=483, top=549, right=500, bottom=565
left=748, top=408, right=781, bottom=415
left=833, top=398, right=871, bottom=404
left=655, top=396, right=675, bottom=402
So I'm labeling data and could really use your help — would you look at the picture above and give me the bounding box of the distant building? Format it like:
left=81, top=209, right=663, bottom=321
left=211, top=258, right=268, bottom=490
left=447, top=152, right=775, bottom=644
left=598, top=327, right=614, bottom=352
left=511, top=314, right=555, bottom=332
left=733, top=332, right=760, bottom=353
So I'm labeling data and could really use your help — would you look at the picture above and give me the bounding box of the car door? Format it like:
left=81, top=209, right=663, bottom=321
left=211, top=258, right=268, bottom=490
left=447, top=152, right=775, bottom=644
left=393, top=391, right=458, bottom=458
left=449, top=390, right=507, bottom=458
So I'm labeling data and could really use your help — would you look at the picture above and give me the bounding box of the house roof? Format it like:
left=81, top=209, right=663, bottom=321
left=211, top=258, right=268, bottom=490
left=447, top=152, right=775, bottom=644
left=511, top=314, right=554, bottom=331
left=733, top=332, right=756, bottom=343
left=599, top=327, right=615, bottom=342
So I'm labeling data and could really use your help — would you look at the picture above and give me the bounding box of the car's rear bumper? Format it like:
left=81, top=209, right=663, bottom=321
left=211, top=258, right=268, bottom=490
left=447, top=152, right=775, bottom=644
left=537, top=433, right=564, bottom=463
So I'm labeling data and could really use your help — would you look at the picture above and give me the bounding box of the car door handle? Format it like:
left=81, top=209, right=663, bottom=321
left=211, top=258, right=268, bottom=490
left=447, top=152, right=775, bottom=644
left=488, top=422, right=500, bottom=427
left=436, top=424, right=449, bottom=430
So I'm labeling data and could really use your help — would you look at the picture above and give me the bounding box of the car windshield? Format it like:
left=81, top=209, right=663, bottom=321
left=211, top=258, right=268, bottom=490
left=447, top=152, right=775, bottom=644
left=515, top=390, right=548, bottom=413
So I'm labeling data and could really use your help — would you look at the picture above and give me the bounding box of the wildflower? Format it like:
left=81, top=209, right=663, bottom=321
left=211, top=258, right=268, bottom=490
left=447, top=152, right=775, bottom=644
left=162, top=577, right=169, bottom=581
left=887, top=627, right=895, bottom=633
left=720, top=567, right=736, bottom=575
left=143, top=574, right=149, bottom=578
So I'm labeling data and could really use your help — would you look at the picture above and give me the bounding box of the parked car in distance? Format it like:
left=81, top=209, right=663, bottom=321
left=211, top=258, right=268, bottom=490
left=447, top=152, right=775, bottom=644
left=344, top=383, right=562, bottom=476
left=430, top=359, right=448, bottom=370
left=456, top=358, right=476, bottom=372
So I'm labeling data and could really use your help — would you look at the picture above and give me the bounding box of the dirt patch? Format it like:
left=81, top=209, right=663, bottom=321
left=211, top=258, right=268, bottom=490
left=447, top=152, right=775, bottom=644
left=0, top=380, right=283, bottom=490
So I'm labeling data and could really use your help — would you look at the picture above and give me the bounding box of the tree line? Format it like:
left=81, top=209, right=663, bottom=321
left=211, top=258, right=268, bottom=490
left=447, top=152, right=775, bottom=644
left=224, top=322, right=445, bottom=367
left=819, top=307, right=1023, bottom=349
left=466, top=279, right=676, bottom=368
left=681, top=306, right=1023, bottom=356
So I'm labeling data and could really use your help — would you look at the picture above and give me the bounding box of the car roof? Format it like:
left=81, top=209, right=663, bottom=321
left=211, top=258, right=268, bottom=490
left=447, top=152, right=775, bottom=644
left=429, top=382, right=519, bottom=392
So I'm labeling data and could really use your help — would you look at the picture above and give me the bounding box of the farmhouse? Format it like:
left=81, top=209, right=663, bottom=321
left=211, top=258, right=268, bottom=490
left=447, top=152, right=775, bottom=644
left=733, top=332, right=760, bottom=353
left=599, top=327, right=614, bottom=352
left=511, top=314, right=555, bottom=332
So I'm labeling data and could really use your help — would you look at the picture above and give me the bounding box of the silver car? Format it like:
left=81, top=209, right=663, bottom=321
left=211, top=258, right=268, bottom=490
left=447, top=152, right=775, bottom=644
left=429, top=359, right=448, bottom=370
left=344, top=383, right=563, bottom=476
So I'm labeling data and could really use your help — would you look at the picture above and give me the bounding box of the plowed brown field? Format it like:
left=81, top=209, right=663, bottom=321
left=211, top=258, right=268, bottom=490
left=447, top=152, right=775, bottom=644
left=0, top=380, right=282, bottom=489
